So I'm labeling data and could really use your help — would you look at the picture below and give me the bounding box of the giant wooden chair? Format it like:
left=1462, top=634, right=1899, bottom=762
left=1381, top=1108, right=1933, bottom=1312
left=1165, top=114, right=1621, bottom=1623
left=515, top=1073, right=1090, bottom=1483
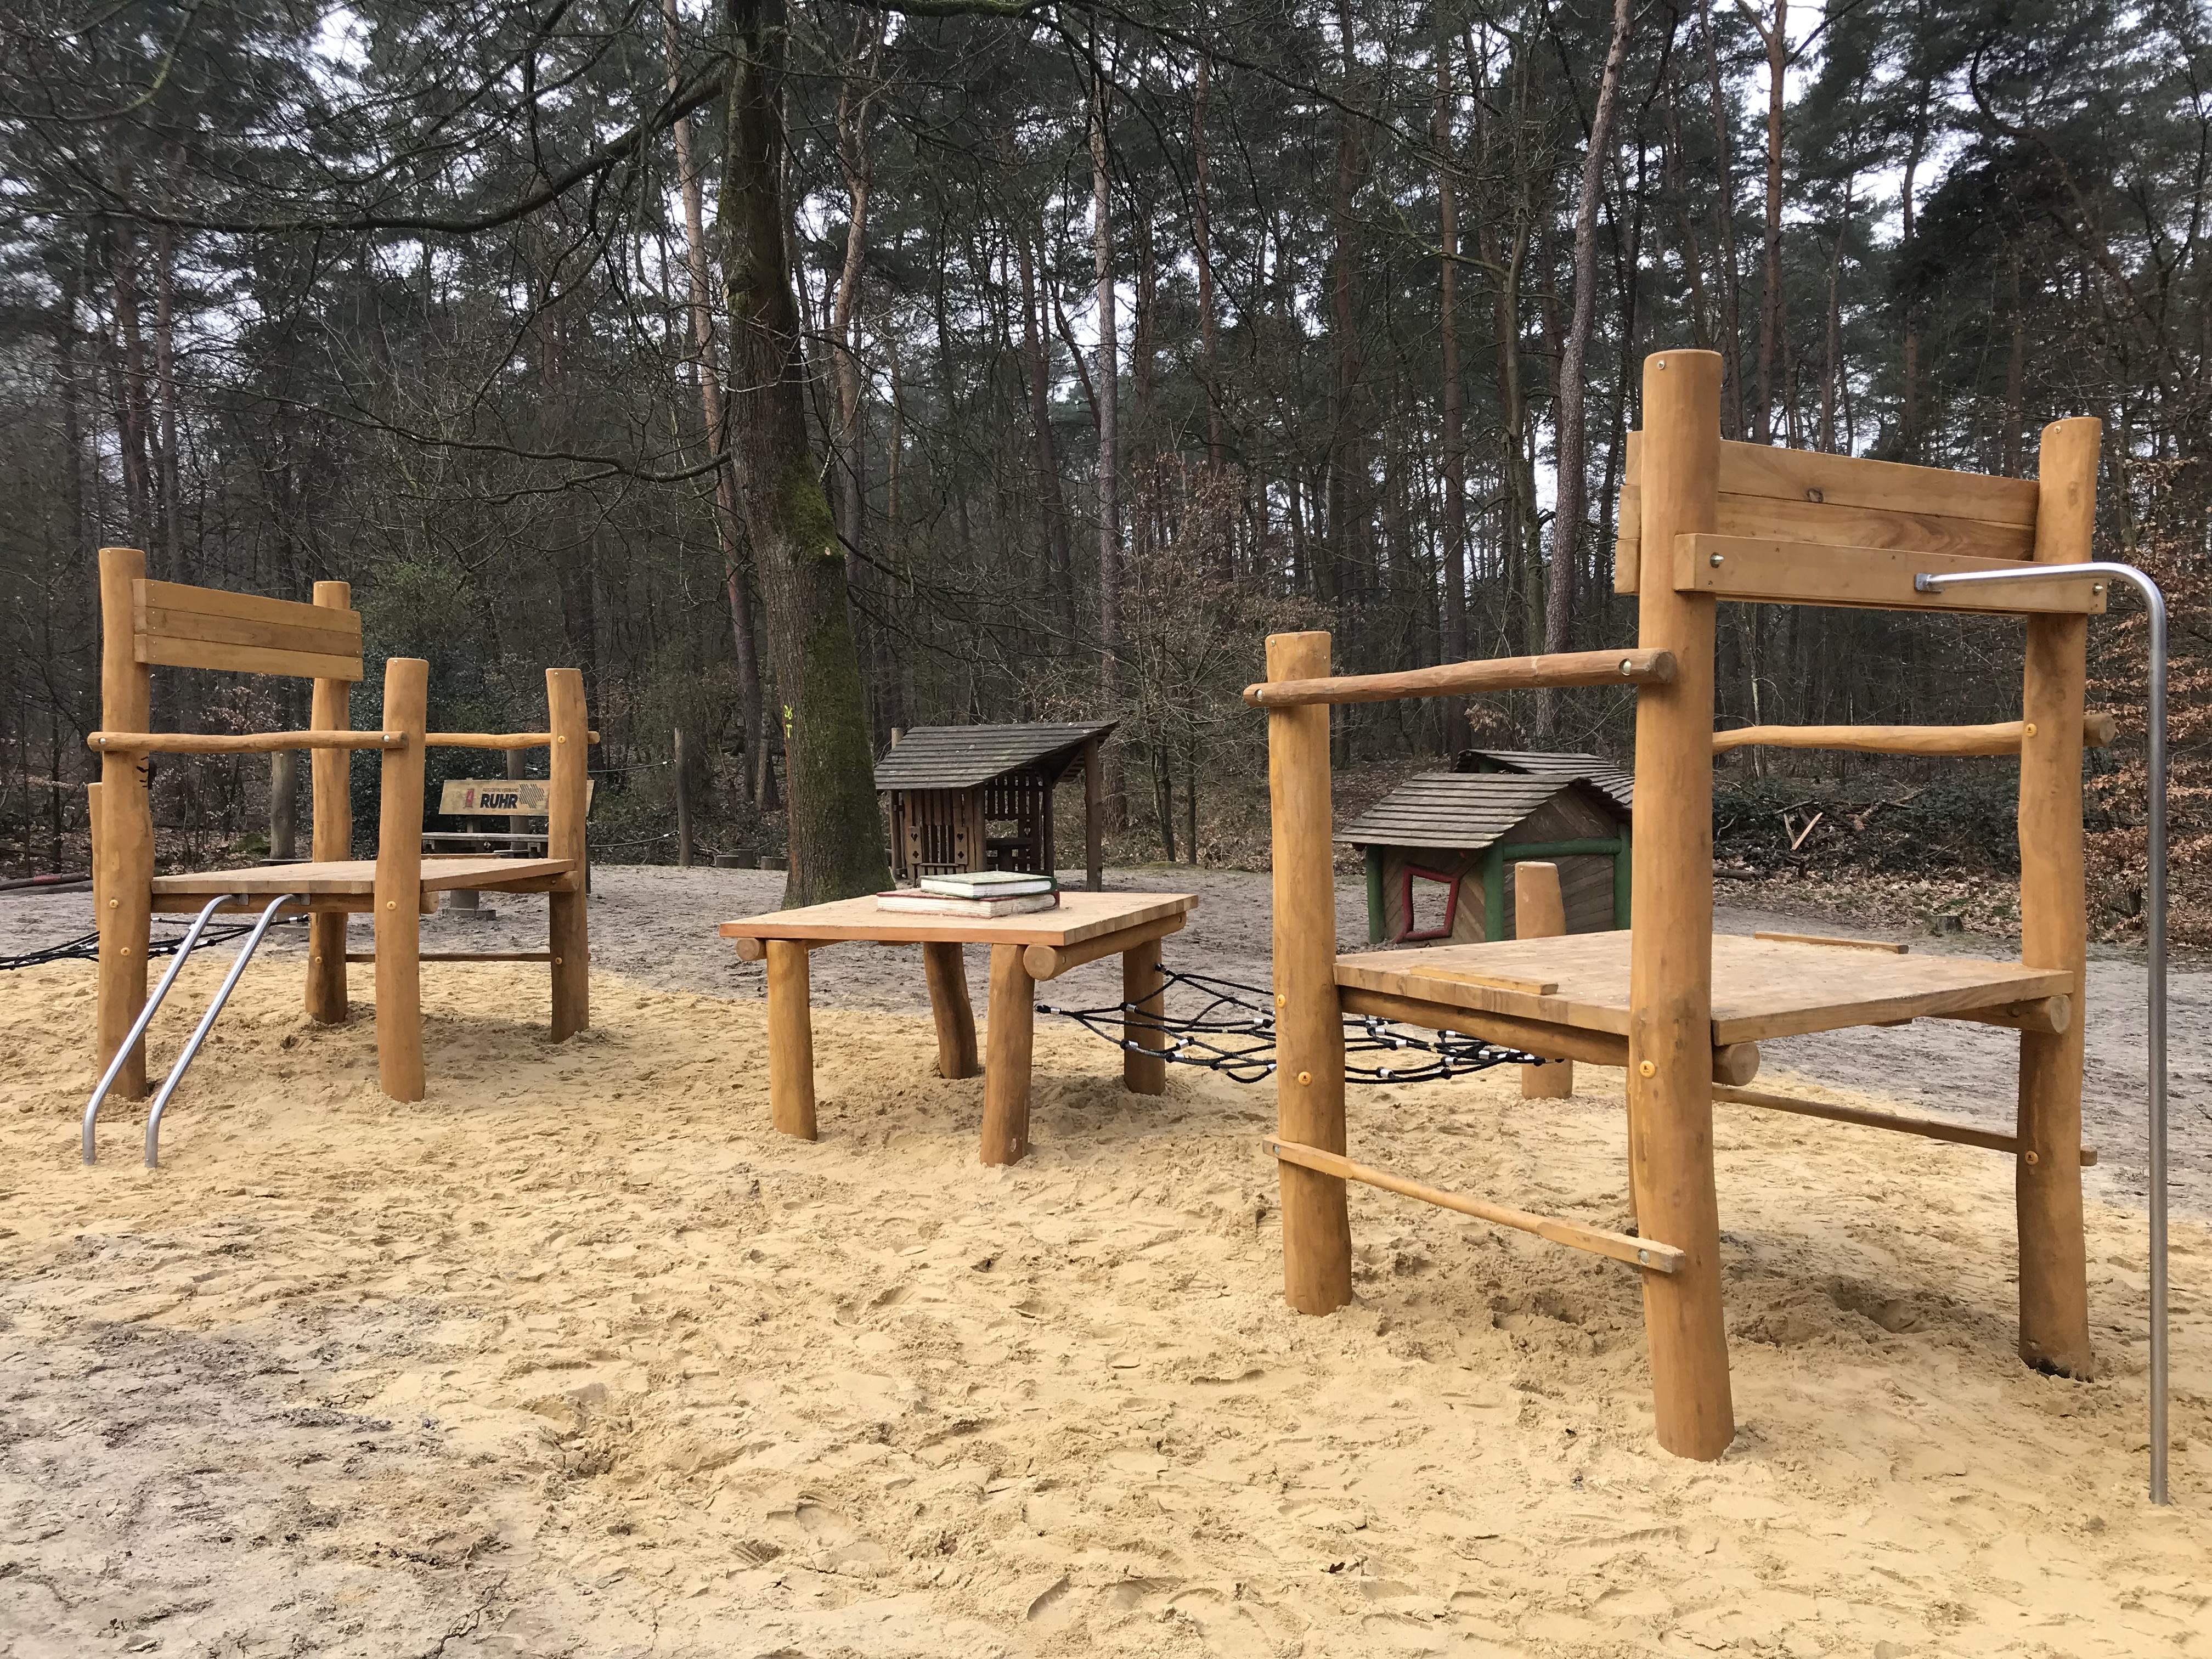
left=88, top=545, right=592, bottom=1117
left=1254, top=350, right=2106, bottom=1459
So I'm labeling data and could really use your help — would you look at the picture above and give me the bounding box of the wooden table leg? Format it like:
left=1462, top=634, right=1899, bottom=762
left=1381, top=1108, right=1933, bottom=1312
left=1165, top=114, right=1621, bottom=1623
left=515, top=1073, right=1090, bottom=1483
left=765, top=939, right=817, bottom=1139
left=981, top=944, right=1034, bottom=1165
left=1121, top=943, right=1168, bottom=1095
left=922, top=940, right=979, bottom=1079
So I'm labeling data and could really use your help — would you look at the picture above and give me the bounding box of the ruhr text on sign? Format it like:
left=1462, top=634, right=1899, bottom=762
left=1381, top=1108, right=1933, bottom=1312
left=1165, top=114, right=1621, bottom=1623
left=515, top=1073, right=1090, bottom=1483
left=437, top=778, right=595, bottom=816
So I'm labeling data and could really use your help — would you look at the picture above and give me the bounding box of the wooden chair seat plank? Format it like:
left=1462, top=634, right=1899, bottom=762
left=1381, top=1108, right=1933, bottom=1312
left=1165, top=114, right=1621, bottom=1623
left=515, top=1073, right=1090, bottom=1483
left=150, top=856, right=574, bottom=898
left=1334, top=932, right=2073, bottom=1047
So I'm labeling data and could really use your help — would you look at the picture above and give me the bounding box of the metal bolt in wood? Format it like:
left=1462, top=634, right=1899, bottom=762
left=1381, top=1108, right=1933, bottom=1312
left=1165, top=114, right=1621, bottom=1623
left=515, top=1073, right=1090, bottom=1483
left=1640, top=1060, right=1656, bottom=1076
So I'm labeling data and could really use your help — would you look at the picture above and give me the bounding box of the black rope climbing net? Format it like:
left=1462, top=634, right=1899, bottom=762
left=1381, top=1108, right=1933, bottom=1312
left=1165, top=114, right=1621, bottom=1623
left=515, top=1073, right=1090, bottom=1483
left=1038, top=964, right=1548, bottom=1085
left=1, top=915, right=308, bottom=974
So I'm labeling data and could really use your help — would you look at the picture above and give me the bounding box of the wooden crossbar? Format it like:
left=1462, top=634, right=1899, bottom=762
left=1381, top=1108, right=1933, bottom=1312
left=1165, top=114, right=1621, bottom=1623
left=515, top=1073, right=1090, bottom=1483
left=1714, top=713, right=2116, bottom=756
left=1712, top=1085, right=2097, bottom=1166
left=425, top=730, right=603, bottom=748
left=88, top=729, right=403, bottom=754
left=1243, top=648, right=1674, bottom=707
left=1677, top=537, right=2108, bottom=616
left=1265, top=1138, right=1683, bottom=1271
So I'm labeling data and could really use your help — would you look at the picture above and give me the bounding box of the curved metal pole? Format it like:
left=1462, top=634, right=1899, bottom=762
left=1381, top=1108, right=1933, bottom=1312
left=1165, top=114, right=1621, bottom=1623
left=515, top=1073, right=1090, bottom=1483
left=1917, top=560, right=2168, bottom=1505
left=143, top=893, right=301, bottom=1171
left=82, top=893, right=239, bottom=1166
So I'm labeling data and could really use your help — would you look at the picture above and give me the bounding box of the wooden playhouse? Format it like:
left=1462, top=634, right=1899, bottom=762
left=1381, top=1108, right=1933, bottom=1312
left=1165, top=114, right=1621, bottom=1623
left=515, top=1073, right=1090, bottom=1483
left=876, top=721, right=1116, bottom=891
left=1338, top=772, right=1630, bottom=944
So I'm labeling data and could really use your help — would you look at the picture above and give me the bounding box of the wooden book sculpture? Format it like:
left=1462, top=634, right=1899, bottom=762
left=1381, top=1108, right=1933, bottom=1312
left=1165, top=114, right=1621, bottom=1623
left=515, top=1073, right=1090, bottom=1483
left=1254, top=349, right=2106, bottom=1459
left=89, top=545, right=592, bottom=1108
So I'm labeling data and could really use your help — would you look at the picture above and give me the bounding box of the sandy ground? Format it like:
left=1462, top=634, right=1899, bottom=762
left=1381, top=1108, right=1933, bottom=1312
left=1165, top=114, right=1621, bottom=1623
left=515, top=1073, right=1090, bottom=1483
left=2, top=870, right=2209, bottom=1656
left=8, top=863, right=2202, bottom=1216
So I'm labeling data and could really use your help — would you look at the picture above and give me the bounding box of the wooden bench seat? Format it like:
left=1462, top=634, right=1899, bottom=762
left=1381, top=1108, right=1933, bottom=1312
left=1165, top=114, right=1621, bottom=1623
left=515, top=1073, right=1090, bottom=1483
left=1334, top=932, right=2071, bottom=1046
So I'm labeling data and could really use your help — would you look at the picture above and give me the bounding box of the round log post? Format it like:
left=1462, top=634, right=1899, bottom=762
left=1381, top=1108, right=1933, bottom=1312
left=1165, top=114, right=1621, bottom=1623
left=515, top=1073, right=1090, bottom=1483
left=2016, top=416, right=2100, bottom=1376
left=1268, top=630, right=1352, bottom=1314
left=1627, top=350, right=1735, bottom=1460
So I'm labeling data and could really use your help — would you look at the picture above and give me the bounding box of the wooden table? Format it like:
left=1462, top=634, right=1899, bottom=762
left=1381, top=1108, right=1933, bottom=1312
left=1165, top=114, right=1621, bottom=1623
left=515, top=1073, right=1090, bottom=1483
left=719, top=891, right=1199, bottom=1164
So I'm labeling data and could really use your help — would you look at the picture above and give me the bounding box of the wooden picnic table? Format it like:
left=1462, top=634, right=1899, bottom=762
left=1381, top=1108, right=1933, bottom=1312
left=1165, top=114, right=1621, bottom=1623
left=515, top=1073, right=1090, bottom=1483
left=719, top=890, right=1199, bottom=1164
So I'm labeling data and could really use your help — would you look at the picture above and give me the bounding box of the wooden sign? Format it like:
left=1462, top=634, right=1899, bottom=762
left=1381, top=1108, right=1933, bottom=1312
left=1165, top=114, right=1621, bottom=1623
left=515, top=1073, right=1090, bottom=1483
left=437, top=778, right=594, bottom=816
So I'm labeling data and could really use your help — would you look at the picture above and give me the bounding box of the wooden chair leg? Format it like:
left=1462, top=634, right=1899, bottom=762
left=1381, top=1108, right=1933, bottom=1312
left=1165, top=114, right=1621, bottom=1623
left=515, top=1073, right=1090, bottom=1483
left=980, top=944, right=1034, bottom=1165
left=2016, top=416, right=2098, bottom=1376
left=375, top=657, right=428, bottom=1102
left=306, top=913, right=349, bottom=1024
left=306, top=580, right=352, bottom=1024
left=1267, top=630, right=1353, bottom=1314
left=549, top=892, right=589, bottom=1041
left=1515, top=861, right=1575, bottom=1099
left=1628, top=350, right=1733, bottom=1460
left=1121, top=945, right=1169, bottom=1095
left=546, top=666, right=590, bottom=1042
left=93, top=776, right=153, bottom=1099
left=95, top=548, right=153, bottom=1100
left=922, top=940, right=978, bottom=1079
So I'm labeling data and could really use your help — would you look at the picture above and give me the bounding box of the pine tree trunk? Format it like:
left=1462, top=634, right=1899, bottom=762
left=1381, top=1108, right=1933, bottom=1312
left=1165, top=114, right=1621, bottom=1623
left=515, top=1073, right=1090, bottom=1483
left=719, top=0, right=886, bottom=902
left=1194, top=59, right=1224, bottom=481
left=1015, top=233, right=1075, bottom=635
left=1700, top=0, right=1745, bottom=440
left=1754, top=0, right=1788, bottom=445
left=1541, top=0, right=1635, bottom=735
left=1091, top=62, right=1125, bottom=825
left=662, top=0, right=765, bottom=805
left=1436, top=49, right=1469, bottom=751
left=153, top=227, right=182, bottom=578
left=1326, top=0, right=1366, bottom=616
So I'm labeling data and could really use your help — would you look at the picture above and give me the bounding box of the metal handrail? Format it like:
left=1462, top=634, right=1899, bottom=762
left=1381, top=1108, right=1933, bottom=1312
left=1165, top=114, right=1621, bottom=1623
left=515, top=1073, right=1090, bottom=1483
left=1917, top=558, right=2170, bottom=1505
left=143, top=893, right=301, bottom=1170
left=82, top=893, right=238, bottom=1165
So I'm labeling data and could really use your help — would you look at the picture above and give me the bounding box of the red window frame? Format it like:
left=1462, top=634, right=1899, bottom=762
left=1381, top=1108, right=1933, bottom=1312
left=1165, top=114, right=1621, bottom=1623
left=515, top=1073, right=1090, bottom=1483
left=1398, top=862, right=1463, bottom=942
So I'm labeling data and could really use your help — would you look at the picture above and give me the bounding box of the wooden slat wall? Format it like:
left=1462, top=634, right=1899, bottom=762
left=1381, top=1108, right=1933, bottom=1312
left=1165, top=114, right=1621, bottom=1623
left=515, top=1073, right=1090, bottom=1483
left=1614, top=433, right=2042, bottom=593
left=134, top=579, right=365, bottom=681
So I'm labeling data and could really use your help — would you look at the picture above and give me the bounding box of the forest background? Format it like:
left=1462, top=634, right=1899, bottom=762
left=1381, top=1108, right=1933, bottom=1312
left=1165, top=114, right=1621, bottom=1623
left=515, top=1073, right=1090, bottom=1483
left=0, top=0, right=2204, bottom=936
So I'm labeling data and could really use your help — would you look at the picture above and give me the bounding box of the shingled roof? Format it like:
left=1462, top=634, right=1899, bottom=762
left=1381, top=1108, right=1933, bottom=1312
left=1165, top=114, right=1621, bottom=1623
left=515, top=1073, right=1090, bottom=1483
left=1455, top=747, right=1635, bottom=810
left=874, top=722, right=1117, bottom=792
left=1336, top=774, right=1628, bottom=852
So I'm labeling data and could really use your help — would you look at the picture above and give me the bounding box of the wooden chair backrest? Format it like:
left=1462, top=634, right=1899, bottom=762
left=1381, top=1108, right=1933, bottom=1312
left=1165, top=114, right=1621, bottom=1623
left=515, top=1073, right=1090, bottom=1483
left=1613, top=436, right=2042, bottom=591
left=123, top=577, right=364, bottom=683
